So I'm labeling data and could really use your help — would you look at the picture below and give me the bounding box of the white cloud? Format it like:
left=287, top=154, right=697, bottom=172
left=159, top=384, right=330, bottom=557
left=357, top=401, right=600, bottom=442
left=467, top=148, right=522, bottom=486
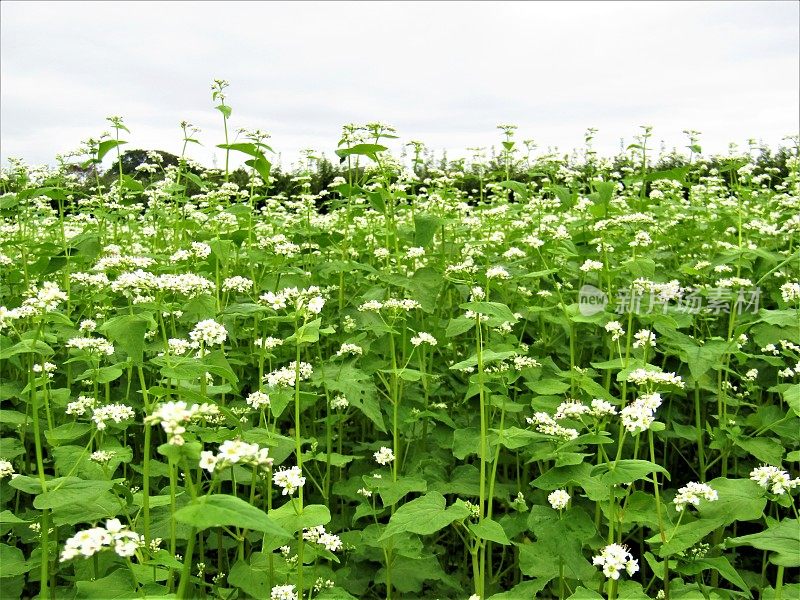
left=1, top=1, right=797, bottom=168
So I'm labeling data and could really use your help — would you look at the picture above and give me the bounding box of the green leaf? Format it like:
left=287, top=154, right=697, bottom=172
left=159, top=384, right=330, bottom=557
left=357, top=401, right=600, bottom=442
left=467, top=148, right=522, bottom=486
left=215, top=104, right=232, bottom=119
left=335, top=144, right=388, bottom=160
left=529, top=378, right=570, bottom=395
left=33, top=479, right=113, bottom=510
left=97, top=139, right=127, bottom=162
left=459, top=301, right=517, bottom=323
left=268, top=502, right=330, bottom=535
left=245, top=156, right=272, bottom=182
left=445, top=316, right=475, bottom=337
left=0, top=543, right=29, bottom=577
left=228, top=557, right=271, bottom=599
left=679, top=556, right=751, bottom=595
left=591, top=460, right=670, bottom=485
left=380, top=492, right=470, bottom=539
left=469, top=518, right=511, bottom=545
left=726, top=519, right=800, bottom=567
left=99, top=314, right=153, bottom=364
left=0, top=339, right=54, bottom=359
left=532, top=463, right=609, bottom=502
left=732, top=436, right=783, bottom=466
left=368, top=476, right=427, bottom=507
left=377, top=554, right=456, bottom=593
left=174, top=494, right=289, bottom=537
left=317, top=364, right=385, bottom=431
left=413, top=214, right=443, bottom=247
left=783, top=384, right=800, bottom=417
left=649, top=478, right=766, bottom=556
left=0, top=510, right=28, bottom=525
left=75, top=569, right=137, bottom=598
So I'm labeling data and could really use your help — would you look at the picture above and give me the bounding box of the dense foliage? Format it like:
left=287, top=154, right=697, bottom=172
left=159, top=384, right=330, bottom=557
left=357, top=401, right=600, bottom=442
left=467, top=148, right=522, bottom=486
left=0, top=87, right=798, bottom=600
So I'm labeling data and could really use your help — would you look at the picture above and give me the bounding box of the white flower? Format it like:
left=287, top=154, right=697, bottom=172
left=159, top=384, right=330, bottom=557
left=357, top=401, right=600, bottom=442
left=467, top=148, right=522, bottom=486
left=593, top=543, right=639, bottom=580
left=201, top=440, right=273, bottom=474
left=79, top=319, right=97, bottom=332
left=590, top=399, right=618, bottom=417
left=626, top=369, right=684, bottom=388
left=89, top=450, right=115, bottom=464
left=673, top=482, right=718, bottom=511
left=330, top=394, right=349, bottom=410
left=270, top=584, right=298, bottom=600
left=66, top=395, right=96, bottom=416
left=145, top=401, right=220, bottom=446
left=486, top=266, right=511, bottom=280
left=167, top=338, right=193, bottom=355
left=246, top=391, right=271, bottom=410
left=0, top=459, right=15, bottom=479
left=358, top=299, right=383, bottom=312
left=307, top=296, right=325, bottom=314
left=264, top=361, right=313, bottom=389
left=189, top=319, right=227, bottom=347
left=273, top=466, right=305, bottom=495
left=744, top=368, right=758, bottom=382
left=60, top=520, right=143, bottom=562
left=406, top=246, right=425, bottom=259
left=580, top=259, right=604, bottom=272
left=750, top=465, right=800, bottom=495
left=374, top=446, right=395, bottom=465
left=604, top=321, right=625, bottom=342
left=632, top=329, right=656, bottom=349
left=335, top=343, right=363, bottom=357
left=410, top=332, right=437, bottom=347
left=620, top=393, right=662, bottom=434
left=92, top=404, right=135, bottom=430
left=513, top=356, right=541, bottom=370
left=554, top=400, right=590, bottom=420
left=190, top=242, right=211, bottom=258
left=780, top=282, right=800, bottom=303
left=222, top=276, right=253, bottom=293
left=66, top=337, right=115, bottom=356
left=548, top=489, right=570, bottom=510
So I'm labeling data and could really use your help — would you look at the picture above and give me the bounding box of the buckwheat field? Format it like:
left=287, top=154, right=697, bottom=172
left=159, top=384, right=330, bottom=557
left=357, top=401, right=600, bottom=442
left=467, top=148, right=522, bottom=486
left=0, top=81, right=798, bottom=600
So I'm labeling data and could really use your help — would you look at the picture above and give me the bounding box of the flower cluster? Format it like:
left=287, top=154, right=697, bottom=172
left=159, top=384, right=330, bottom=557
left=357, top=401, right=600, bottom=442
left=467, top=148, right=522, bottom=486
left=273, top=465, right=306, bottom=495
left=189, top=319, right=228, bottom=347
left=410, top=332, right=437, bottom=347
left=259, top=286, right=325, bottom=315
left=92, top=404, right=136, bottom=430
left=0, top=459, right=16, bottom=479
left=302, top=525, right=343, bottom=552
left=335, top=343, right=363, bottom=357
left=199, top=439, right=273, bottom=473
left=673, top=482, right=718, bottom=511
left=605, top=320, right=625, bottom=341
left=632, top=329, right=656, bottom=349
left=60, top=519, right=143, bottom=562
left=620, top=392, right=662, bottom=434
left=749, top=465, right=800, bottom=495
left=264, top=361, right=314, bottom=388
left=245, top=390, right=271, bottom=410
left=358, top=298, right=420, bottom=312
left=145, top=400, right=221, bottom=445
left=65, top=336, right=115, bottom=356
left=526, top=412, right=579, bottom=440
left=373, top=446, right=395, bottom=465
left=270, top=585, right=298, bottom=600
left=548, top=489, right=570, bottom=510
left=626, top=368, right=684, bottom=389
left=592, top=543, right=639, bottom=580
left=0, top=282, right=68, bottom=324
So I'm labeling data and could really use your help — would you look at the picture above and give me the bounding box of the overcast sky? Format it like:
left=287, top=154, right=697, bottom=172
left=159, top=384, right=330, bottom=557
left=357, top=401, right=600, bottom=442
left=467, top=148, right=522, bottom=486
left=1, top=1, right=798, bottom=170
